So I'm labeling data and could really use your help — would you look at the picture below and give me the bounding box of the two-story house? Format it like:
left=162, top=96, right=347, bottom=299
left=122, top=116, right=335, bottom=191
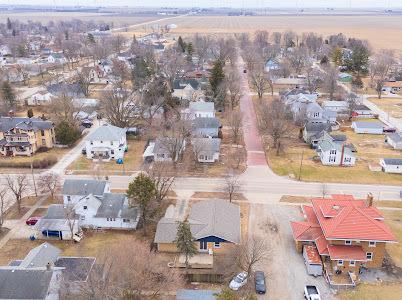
left=172, top=79, right=200, bottom=101
left=0, top=117, right=55, bottom=156
left=181, top=101, right=215, bottom=120
left=62, top=179, right=110, bottom=205
left=290, top=194, right=397, bottom=287
left=316, top=138, right=356, bottom=166
left=192, top=117, right=221, bottom=138
left=85, top=124, right=127, bottom=161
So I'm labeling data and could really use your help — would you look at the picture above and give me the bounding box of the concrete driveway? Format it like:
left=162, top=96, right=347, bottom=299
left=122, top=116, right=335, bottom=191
left=249, top=203, right=334, bottom=300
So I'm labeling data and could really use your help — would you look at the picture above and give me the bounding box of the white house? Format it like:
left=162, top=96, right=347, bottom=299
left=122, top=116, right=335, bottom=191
left=172, top=79, right=200, bottom=101
left=351, top=121, right=384, bottom=135
left=380, top=158, right=402, bottom=174
left=192, top=138, right=221, bottom=163
left=27, top=91, right=54, bottom=106
left=85, top=123, right=127, bottom=161
left=153, top=137, right=186, bottom=162
left=182, top=101, right=215, bottom=120
left=73, top=193, right=140, bottom=230
left=386, top=132, right=402, bottom=150
left=316, top=139, right=356, bottom=166
left=47, top=53, right=66, bottom=64
left=62, top=179, right=110, bottom=205
left=322, top=100, right=349, bottom=112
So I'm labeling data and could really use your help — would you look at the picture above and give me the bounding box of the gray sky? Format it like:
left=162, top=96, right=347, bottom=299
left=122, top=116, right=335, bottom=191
left=0, top=1, right=401, bottom=8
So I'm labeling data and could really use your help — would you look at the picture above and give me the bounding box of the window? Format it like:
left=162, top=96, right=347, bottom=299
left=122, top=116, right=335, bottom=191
left=330, top=150, right=337, bottom=155
left=344, top=157, right=351, bottom=163
left=111, top=141, right=113, bottom=145
left=80, top=215, right=85, bottom=220
left=41, top=130, right=45, bottom=136
left=200, top=241, right=208, bottom=250
left=100, top=141, right=103, bottom=143
left=214, top=242, right=220, bottom=248
left=329, top=156, right=336, bottom=163
left=345, top=240, right=352, bottom=245
left=111, top=150, right=114, bottom=155
left=90, top=141, right=93, bottom=145
left=42, top=139, right=46, bottom=146
left=350, top=260, right=356, bottom=266
left=366, top=252, right=373, bottom=261
left=369, top=241, right=376, bottom=247
left=83, top=206, right=87, bottom=210
left=67, top=196, right=71, bottom=202
left=123, top=219, right=130, bottom=223
left=337, top=260, right=344, bottom=266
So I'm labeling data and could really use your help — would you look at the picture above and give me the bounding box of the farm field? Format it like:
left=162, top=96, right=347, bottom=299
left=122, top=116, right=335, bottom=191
left=126, top=15, right=402, bottom=52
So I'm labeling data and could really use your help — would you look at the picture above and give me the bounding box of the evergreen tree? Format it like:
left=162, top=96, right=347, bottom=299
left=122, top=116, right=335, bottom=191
left=332, top=47, right=343, bottom=66
left=27, top=108, right=33, bottom=118
left=209, top=59, right=225, bottom=97
left=127, top=173, right=156, bottom=236
left=175, top=220, right=197, bottom=268
left=320, top=55, right=329, bottom=65
left=346, top=44, right=370, bottom=77
left=55, top=121, right=81, bottom=146
left=186, top=42, right=194, bottom=62
left=1, top=81, right=16, bottom=109
left=177, top=36, right=186, bottom=53
left=6, top=17, right=12, bottom=30
left=87, top=33, right=95, bottom=44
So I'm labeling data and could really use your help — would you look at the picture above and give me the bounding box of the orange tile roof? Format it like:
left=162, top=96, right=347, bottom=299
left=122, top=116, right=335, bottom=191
left=327, top=245, right=367, bottom=261
left=385, top=81, right=402, bottom=88
left=311, top=197, right=397, bottom=242
left=304, top=245, right=322, bottom=265
left=290, top=221, right=322, bottom=241
left=315, top=234, right=329, bottom=256
left=302, top=205, right=319, bottom=224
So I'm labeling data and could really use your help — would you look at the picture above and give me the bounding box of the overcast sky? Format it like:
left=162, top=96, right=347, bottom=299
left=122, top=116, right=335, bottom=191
left=0, top=1, right=401, bottom=8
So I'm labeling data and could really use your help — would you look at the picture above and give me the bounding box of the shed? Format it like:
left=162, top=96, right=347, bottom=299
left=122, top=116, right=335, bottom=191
left=303, top=245, right=323, bottom=276
left=380, top=158, right=402, bottom=174
left=386, top=132, right=402, bottom=150
left=351, top=121, right=384, bottom=135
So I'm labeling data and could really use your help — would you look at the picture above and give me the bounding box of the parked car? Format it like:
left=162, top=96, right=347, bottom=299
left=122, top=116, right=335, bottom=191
left=304, top=285, right=321, bottom=300
left=81, top=148, right=87, bottom=155
left=383, top=127, right=397, bottom=133
left=229, top=272, right=248, bottom=291
left=73, top=231, right=84, bottom=243
left=81, top=119, right=93, bottom=128
left=26, top=217, right=40, bottom=226
left=243, top=69, right=247, bottom=73
left=254, top=271, right=266, bottom=294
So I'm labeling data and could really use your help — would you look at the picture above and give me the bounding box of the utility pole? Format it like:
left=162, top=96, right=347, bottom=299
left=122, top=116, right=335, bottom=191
left=298, top=150, right=304, bottom=181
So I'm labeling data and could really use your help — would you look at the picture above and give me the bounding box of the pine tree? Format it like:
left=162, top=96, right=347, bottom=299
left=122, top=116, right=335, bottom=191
left=54, top=121, right=81, bottom=146
left=127, top=174, right=156, bottom=236
left=332, top=47, right=343, bottom=66
left=209, top=59, right=225, bottom=97
left=175, top=219, right=197, bottom=268
left=177, top=36, right=186, bottom=53
left=6, top=18, right=12, bottom=30
left=27, top=108, right=33, bottom=118
left=87, top=33, right=95, bottom=44
left=1, top=81, right=16, bottom=109
left=186, top=42, right=194, bottom=62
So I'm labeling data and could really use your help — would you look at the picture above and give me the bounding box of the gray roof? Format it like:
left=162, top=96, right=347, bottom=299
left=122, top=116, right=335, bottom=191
left=317, top=139, right=354, bottom=157
left=153, top=137, right=184, bottom=155
left=353, top=121, right=383, bottom=129
left=387, top=132, right=402, bottom=143
left=19, top=243, right=61, bottom=269
left=154, top=199, right=240, bottom=244
left=192, top=138, right=221, bottom=153
left=42, top=204, right=72, bottom=219
left=173, top=79, right=200, bottom=90
left=382, top=158, right=402, bottom=165
left=62, top=179, right=108, bottom=196
left=306, top=102, right=323, bottom=113
left=189, top=101, right=214, bottom=112
left=304, top=122, right=331, bottom=133
left=176, top=289, right=220, bottom=300
left=0, top=269, right=53, bottom=299
left=0, top=117, right=53, bottom=133
left=193, top=117, right=221, bottom=129
left=48, top=83, right=84, bottom=96
left=330, top=134, right=347, bottom=142
left=86, top=123, right=126, bottom=141
left=94, top=193, right=125, bottom=218
left=354, top=104, right=370, bottom=111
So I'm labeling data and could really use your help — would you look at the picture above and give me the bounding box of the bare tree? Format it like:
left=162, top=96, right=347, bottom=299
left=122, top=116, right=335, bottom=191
left=237, top=235, right=271, bottom=277
left=147, top=162, right=176, bottom=203
left=369, top=50, right=395, bottom=99
left=37, top=172, right=61, bottom=200
left=161, top=119, right=190, bottom=166
left=253, top=30, right=269, bottom=50
left=305, top=64, right=323, bottom=93
left=110, top=34, right=127, bottom=54
left=0, top=188, right=7, bottom=231
left=4, top=174, right=29, bottom=213
left=272, top=32, right=282, bottom=45
left=47, top=93, right=78, bottom=125
left=224, top=169, right=240, bottom=203
left=323, top=66, right=339, bottom=100
left=225, top=67, right=242, bottom=109
left=258, top=99, right=292, bottom=155
left=64, top=205, right=78, bottom=242
left=250, top=68, right=270, bottom=99
left=75, top=67, right=91, bottom=97
left=286, top=46, right=309, bottom=74
left=228, top=110, right=243, bottom=145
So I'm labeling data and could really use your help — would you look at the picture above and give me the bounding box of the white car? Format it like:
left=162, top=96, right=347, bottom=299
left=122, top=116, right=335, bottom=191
left=229, top=272, right=248, bottom=290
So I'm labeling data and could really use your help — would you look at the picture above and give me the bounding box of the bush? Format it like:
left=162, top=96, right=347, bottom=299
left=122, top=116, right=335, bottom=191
left=0, top=155, right=57, bottom=169
left=55, top=121, right=81, bottom=146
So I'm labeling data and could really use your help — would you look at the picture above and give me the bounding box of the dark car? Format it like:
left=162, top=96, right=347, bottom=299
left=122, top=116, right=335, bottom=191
left=383, top=127, right=397, bottom=133
left=243, top=69, right=247, bottom=73
left=81, top=120, right=93, bottom=128
left=81, top=148, right=87, bottom=155
left=26, top=217, right=40, bottom=226
left=254, top=271, right=266, bottom=294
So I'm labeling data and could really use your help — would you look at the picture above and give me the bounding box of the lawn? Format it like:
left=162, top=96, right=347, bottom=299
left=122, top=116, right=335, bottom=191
left=67, top=139, right=146, bottom=174
left=266, top=126, right=402, bottom=185
left=338, top=283, right=402, bottom=300
left=381, top=210, right=402, bottom=268
left=369, top=97, right=402, bottom=119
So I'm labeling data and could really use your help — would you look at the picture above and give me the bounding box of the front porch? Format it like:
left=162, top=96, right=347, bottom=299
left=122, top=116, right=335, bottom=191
left=91, top=147, right=111, bottom=162
left=323, top=260, right=357, bottom=288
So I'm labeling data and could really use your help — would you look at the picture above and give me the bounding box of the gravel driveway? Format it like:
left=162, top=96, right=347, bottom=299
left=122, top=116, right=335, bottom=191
left=249, top=203, right=334, bottom=300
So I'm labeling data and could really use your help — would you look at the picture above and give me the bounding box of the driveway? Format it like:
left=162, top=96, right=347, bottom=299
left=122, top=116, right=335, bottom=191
left=249, top=203, right=334, bottom=300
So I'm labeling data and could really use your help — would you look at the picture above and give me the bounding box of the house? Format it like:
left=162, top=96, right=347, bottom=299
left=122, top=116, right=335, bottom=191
left=182, top=101, right=215, bottom=120
left=322, top=101, right=349, bottom=113
left=323, top=109, right=338, bottom=124
left=35, top=204, right=80, bottom=240
left=290, top=194, right=397, bottom=287
left=5, top=66, right=24, bottom=83
left=316, top=139, right=356, bottom=166
left=380, top=158, right=402, bottom=174
left=47, top=53, right=66, bottom=64
left=386, top=132, right=402, bottom=150
left=338, top=73, right=353, bottom=83
left=48, top=83, right=85, bottom=98
left=265, top=58, right=280, bottom=72
left=383, top=81, right=402, bottom=93
left=192, top=138, right=221, bottom=163
left=82, top=66, right=105, bottom=84
left=153, top=137, right=186, bottom=162
left=352, top=105, right=373, bottom=118
left=27, top=91, right=54, bottom=106
left=303, top=122, right=331, bottom=144
left=72, top=98, right=99, bottom=108
left=192, top=117, right=221, bottom=138
left=62, top=179, right=110, bottom=204
left=85, top=124, right=127, bottom=161
left=73, top=193, right=140, bottom=229
left=0, top=45, right=11, bottom=56
left=352, top=121, right=384, bottom=135
left=312, top=131, right=346, bottom=149
left=155, top=199, right=240, bottom=253
left=0, top=117, right=55, bottom=157
left=172, top=79, right=200, bottom=101
left=153, top=43, right=165, bottom=53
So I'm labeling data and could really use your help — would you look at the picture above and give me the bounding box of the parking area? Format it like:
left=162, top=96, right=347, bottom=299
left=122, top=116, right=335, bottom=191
left=249, top=203, right=334, bottom=300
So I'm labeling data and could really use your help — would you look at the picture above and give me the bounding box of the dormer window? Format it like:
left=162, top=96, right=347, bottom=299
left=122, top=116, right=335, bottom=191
left=83, top=206, right=87, bottom=210
left=369, top=241, right=376, bottom=247
left=345, top=240, right=352, bottom=245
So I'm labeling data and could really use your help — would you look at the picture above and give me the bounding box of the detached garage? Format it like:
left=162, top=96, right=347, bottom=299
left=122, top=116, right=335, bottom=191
left=303, top=245, right=323, bottom=276
left=380, top=158, right=402, bottom=174
left=352, top=121, right=384, bottom=135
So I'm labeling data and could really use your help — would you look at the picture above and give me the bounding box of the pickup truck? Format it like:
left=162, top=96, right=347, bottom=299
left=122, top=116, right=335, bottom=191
left=304, top=285, right=321, bottom=300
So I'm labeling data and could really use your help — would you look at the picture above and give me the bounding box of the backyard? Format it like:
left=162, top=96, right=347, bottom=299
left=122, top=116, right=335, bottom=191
left=369, top=97, right=402, bottom=119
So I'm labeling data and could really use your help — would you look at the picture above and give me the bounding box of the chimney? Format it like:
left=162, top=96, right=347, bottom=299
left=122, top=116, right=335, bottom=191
left=366, top=193, right=374, bottom=207
left=46, top=262, right=52, bottom=271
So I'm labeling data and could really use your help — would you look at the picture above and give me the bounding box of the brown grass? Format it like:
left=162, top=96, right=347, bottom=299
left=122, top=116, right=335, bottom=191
left=369, top=97, right=402, bottom=119
left=21, top=196, right=38, bottom=207
left=42, top=195, right=63, bottom=206
left=31, top=207, right=48, bottom=217
left=339, top=282, right=402, bottom=300
left=279, top=195, right=310, bottom=203
left=4, top=206, right=29, bottom=220
left=191, top=191, right=246, bottom=201
left=381, top=210, right=402, bottom=268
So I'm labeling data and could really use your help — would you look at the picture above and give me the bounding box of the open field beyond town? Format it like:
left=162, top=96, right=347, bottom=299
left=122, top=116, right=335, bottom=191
left=124, top=15, right=402, bottom=52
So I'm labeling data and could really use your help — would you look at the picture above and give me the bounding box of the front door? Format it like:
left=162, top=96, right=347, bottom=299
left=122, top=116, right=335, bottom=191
left=199, top=241, right=208, bottom=251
